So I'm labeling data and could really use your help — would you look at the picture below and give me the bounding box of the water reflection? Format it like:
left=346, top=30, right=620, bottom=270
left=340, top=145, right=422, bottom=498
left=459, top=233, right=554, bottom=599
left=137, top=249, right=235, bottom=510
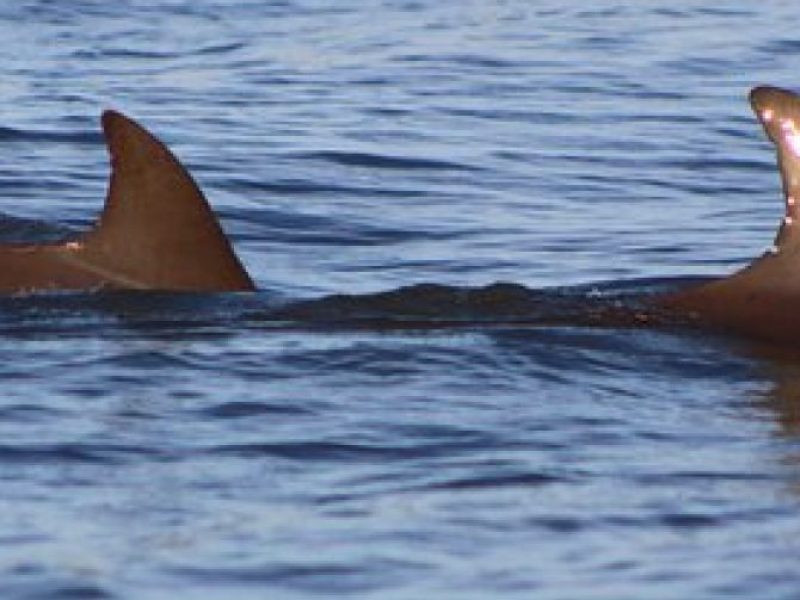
left=748, top=344, right=800, bottom=438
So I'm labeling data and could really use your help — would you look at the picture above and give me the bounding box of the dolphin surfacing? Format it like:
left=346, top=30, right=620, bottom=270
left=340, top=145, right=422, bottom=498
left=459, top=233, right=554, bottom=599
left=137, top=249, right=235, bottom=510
left=657, top=86, right=800, bottom=344
left=6, top=89, right=800, bottom=347
left=0, top=111, right=254, bottom=293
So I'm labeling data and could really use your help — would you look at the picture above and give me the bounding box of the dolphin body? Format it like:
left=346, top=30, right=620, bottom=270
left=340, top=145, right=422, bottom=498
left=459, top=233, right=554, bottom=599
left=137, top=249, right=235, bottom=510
left=0, top=111, right=254, bottom=293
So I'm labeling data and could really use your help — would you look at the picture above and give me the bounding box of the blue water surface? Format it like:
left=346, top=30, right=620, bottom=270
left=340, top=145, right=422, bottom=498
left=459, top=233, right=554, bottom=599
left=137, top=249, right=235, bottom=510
left=0, top=1, right=799, bottom=598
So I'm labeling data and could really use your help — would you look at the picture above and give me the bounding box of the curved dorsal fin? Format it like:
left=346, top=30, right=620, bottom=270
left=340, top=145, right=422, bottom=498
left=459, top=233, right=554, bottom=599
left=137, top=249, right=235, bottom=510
left=79, top=110, right=254, bottom=291
left=750, top=86, right=800, bottom=252
left=656, top=86, right=800, bottom=342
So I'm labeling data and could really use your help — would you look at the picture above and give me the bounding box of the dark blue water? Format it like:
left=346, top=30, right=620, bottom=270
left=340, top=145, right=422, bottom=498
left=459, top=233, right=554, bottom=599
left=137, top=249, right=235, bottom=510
left=0, top=1, right=800, bottom=598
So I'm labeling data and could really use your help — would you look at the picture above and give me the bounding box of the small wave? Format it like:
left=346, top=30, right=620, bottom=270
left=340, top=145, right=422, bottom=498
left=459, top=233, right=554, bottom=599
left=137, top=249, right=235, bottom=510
left=0, top=443, right=162, bottom=465
left=633, top=470, right=777, bottom=483
left=422, top=471, right=564, bottom=491
left=195, top=41, right=247, bottom=56
left=224, top=176, right=426, bottom=198
left=0, top=126, right=102, bottom=145
left=168, top=558, right=425, bottom=593
left=665, top=158, right=770, bottom=174
left=393, top=53, right=525, bottom=70
left=207, top=441, right=407, bottom=461
left=0, top=581, right=113, bottom=600
left=169, top=563, right=365, bottom=586
left=206, top=437, right=494, bottom=461
left=75, top=48, right=180, bottom=60
left=759, top=39, right=800, bottom=55
left=659, top=513, right=721, bottom=529
left=196, top=401, right=311, bottom=418
left=234, top=213, right=427, bottom=247
left=89, top=42, right=246, bottom=60
left=0, top=404, right=65, bottom=421
left=295, top=150, right=480, bottom=172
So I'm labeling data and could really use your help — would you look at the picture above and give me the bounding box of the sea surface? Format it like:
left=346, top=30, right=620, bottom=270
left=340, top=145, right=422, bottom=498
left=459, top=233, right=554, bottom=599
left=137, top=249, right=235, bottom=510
left=0, top=1, right=798, bottom=598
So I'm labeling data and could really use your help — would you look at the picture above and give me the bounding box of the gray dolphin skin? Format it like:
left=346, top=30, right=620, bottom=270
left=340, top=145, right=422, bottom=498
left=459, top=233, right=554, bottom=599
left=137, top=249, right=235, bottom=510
left=0, top=110, right=255, bottom=293
left=657, top=86, right=800, bottom=345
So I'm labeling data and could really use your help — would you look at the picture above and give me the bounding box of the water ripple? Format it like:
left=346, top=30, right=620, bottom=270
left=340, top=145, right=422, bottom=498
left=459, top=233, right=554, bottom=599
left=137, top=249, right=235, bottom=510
left=293, top=150, right=480, bottom=172
left=0, top=443, right=161, bottom=465
left=0, top=126, right=101, bottom=144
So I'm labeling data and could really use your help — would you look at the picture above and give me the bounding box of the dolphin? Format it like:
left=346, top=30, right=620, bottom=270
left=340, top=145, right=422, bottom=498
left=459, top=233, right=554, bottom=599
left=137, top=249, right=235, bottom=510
left=4, top=88, right=800, bottom=347
left=657, top=85, right=800, bottom=345
left=0, top=111, right=255, bottom=293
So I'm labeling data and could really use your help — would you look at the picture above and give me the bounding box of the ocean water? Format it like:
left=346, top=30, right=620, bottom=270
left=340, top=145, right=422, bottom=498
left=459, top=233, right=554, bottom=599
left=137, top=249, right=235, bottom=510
left=0, top=1, right=799, bottom=598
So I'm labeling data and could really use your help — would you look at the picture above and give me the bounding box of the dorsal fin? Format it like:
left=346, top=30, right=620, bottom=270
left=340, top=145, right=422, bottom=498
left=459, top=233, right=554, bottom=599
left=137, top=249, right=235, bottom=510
left=750, top=86, right=800, bottom=252
left=656, top=86, right=800, bottom=342
left=77, top=110, right=255, bottom=291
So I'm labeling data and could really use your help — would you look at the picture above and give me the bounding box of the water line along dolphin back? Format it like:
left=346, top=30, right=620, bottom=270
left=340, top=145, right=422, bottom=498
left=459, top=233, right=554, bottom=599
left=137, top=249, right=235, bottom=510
left=2, top=87, right=800, bottom=346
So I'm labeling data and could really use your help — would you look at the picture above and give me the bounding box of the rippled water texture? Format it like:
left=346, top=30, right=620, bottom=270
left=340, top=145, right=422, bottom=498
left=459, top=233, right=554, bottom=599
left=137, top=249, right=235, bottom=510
left=1, top=1, right=800, bottom=599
